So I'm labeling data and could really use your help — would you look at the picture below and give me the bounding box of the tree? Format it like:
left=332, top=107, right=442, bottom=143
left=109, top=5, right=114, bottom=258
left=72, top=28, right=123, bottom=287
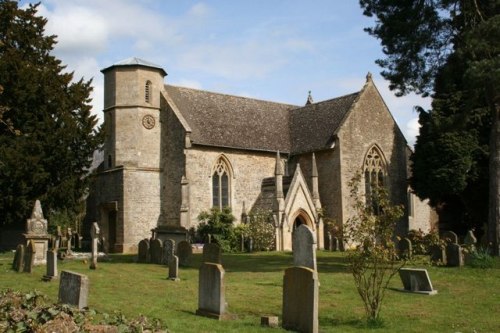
left=0, top=2, right=102, bottom=229
left=360, top=0, right=500, bottom=254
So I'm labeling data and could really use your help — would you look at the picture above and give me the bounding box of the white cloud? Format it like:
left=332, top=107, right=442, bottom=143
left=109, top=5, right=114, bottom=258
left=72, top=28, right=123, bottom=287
left=187, top=3, right=211, bottom=18
left=406, top=117, right=421, bottom=146
left=173, top=79, right=203, bottom=90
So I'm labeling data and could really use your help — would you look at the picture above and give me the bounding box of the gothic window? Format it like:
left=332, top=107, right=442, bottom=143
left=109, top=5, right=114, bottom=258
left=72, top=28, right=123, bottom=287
left=145, top=80, right=152, bottom=103
left=363, top=146, right=386, bottom=213
left=212, top=157, right=231, bottom=209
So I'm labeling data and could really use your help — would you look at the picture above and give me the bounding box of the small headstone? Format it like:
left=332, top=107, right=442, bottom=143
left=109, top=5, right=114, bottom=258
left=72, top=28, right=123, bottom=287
left=292, top=225, right=317, bottom=271
left=282, top=266, right=319, bottom=333
left=398, top=268, right=437, bottom=295
left=43, top=249, right=58, bottom=281
left=150, top=238, right=163, bottom=264
left=261, top=316, right=279, bottom=328
left=446, top=243, right=464, bottom=267
left=73, top=232, right=82, bottom=250
left=398, top=238, right=412, bottom=260
left=177, top=241, right=192, bottom=267
left=203, top=243, right=222, bottom=264
left=137, top=239, right=150, bottom=263
left=168, top=255, right=180, bottom=281
left=12, top=244, right=25, bottom=272
left=23, top=240, right=36, bottom=273
left=332, top=237, right=340, bottom=251
left=442, top=230, right=458, bottom=244
left=90, top=222, right=100, bottom=270
left=196, top=262, right=228, bottom=320
left=58, top=271, right=89, bottom=309
left=162, top=239, right=175, bottom=265
left=429, top=245, right=447, bottom=265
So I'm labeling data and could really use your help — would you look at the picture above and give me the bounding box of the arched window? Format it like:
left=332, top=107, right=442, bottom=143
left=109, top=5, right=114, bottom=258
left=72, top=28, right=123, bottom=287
left=363, top=146, right=386, bottom=213
left=212, top=157, right=231, bottom=209
left=145, top=80, right=152, bottom=103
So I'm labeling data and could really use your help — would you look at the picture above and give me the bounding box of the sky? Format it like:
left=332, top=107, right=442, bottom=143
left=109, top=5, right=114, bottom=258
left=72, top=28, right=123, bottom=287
left=24, top=0, right=431, bottom=145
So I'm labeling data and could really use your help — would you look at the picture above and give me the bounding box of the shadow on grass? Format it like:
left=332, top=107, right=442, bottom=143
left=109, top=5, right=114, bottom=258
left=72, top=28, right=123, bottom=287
left=321, top=316, right=386, bottom=330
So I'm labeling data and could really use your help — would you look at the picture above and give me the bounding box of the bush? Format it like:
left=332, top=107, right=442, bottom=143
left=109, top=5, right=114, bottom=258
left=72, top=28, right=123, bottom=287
left=468, top=247, right=495, bottom=269
left=247, top=209, right=275, bottom=251
left=197, top=207, right=237, bottom=252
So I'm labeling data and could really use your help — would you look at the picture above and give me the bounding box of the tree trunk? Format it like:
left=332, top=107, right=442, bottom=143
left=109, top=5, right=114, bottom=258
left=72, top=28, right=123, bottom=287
left=488, top=103, right=500, bottom=256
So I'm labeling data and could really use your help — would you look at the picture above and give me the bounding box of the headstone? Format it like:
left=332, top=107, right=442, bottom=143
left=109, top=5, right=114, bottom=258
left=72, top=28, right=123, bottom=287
left=446, top=243, right=464, bottom=267
left=43, top=249, right=58, bottom=281
left=90, top=222, right=100, bottom=269
left=150, top=238, right=163, bottom=264
left=162, top=239, right=175, bottom=265
left=66, top=228, right=73, bottom=254
left=12, top=244, right=25, bottom=272
left=203, top=243, right=222, bottom=264
left=282, top=266, right=319, bottom=333
left=196, top=262, right=228, bottom=320
left=23, top=240, right=36, bottom=273
left=24, top=200, right=50, bottom=265
left=442, top=230, right=458, bottom=244
left=261, top=316, right=279, bottom=328
left=137, top=239, right=150, bottom=263
left=398, top=238, right=412, bottom=260
left=168, top=255, right=180, bottom=281
left=332, top=237, right=340, bottom=251
left=73, top=232, right=82, bottom=250
left=464, top=229, right=477, bottom=249
left=58, top=271, right=89, bottom=309
left=177, top=241, right=192, bottom=267
left=429, top=244, right=447, bottom=265
left=326, top=232, right=333, bottom=251
left=398, top=268, right=437, bottom=295
left=292, top=225, right=317, bottom=271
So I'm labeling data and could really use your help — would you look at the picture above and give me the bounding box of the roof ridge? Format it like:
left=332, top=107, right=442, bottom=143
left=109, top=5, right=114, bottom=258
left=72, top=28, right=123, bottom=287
left=293, top=91, right=360, bottom=110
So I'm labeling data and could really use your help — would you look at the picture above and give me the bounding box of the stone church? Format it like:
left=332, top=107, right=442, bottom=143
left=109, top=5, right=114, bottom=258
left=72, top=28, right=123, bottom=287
left=85, top=57, right=434, bottom=253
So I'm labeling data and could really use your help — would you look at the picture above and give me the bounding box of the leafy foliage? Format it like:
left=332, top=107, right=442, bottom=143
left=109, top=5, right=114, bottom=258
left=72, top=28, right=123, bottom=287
left=247, top=209, right=275, bottom=251
left=344, top=173, right=405, bottom=321
left=0, top=1, right=103, bottom=229
left=197, top=207, right=237, bottom=252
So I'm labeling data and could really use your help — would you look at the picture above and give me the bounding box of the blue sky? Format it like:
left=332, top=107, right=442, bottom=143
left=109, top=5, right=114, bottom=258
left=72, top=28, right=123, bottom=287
left=27, top=0, right=430, bottom=145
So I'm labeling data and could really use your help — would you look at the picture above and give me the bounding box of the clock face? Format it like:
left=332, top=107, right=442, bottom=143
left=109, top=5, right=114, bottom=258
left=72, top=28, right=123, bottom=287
left=142, top=115, right=155, bottom=129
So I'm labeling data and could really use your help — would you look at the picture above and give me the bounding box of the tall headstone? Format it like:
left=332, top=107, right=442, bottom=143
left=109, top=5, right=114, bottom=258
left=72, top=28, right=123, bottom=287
left=282, top=266, right=319, bottom=333
left=58, top=271, right=89, bottom=309
left=43, top=249, right=58, bottom=281
left=12, top=244, right=25, bottom=272
left=398, top=238, right=412, bottom=260
left=24, top=200, right=50, bottom=265
left=292, top=225, right=317, bottom=271
left=177, top=241, right=192, bottom=267
left=23, top=240, right=36, bottom=273
left=168, top=255, right=180, bottom=281
left=203, top=243, right=222, bottom=264
left=137, top=239, right=150, bottom=263
left=150, top=239, right=163, bottom=264
left=162, top=239, right=175, bottom=265
left=65, top=228, right=73, bottom=255
left=196, top=262, right=228, bottom=320
left=442, top=231, right=458, bottom=244
left=446, top=243, right=464, bottom=267
left=90, top=222, right=100, bottom=270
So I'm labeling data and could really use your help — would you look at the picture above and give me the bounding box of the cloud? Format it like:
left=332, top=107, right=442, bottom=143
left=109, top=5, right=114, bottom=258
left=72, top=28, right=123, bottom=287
left=406, top=117, right=421, bottom=146
left=172, top=79, right=203, bottom=90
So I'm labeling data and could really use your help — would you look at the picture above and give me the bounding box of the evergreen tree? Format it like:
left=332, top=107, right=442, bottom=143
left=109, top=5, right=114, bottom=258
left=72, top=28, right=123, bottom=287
left=360, top=0, right=499, bottom=254
left=0, top=1, right=102, bottom=229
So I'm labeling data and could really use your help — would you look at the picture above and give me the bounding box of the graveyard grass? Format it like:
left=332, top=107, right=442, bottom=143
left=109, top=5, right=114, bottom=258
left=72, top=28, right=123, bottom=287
left=0, top=251, right=499, bottom=332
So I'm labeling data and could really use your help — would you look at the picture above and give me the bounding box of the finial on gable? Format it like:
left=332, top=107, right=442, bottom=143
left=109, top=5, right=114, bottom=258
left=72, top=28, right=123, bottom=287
left=306, top=91, right=314, bottom=105
left=366, top=72, right=373, bottom=82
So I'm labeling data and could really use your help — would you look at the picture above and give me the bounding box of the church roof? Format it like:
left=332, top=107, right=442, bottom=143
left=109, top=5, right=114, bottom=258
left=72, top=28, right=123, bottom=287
left=164, top=85, right=360, bottom=154
left=101, top=57, right=167, bottom=76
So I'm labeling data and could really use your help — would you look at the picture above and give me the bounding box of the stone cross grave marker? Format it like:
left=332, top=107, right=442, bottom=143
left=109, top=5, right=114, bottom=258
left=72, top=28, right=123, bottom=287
left=177, top=241, right=192, bottom=267
left=90, top=222, right=100, bottom=270
left=168, top=255, right=180, bottom=281
left=398, top=268, right=437, bottom=295
left=58, top=271, right=89, bottom=309
left=398, top=238, right=412, bottom=260
left=162, top=239, right=175, bottom=265
left=196, top=262, right=229, bottom=320
left=203, top=243, right=222, bottom=264
left=12, top=244, right=25, bottom=272
left=293, top=224, right=317, bottom=271
left=43, top=249, right=58, bottom=281
left=150, top=239, right=163, bottom=264
left=282, top=266, right=319, bottom=333
left=137, top=239, right=150, bottom=263
left=23, top=240, right=36, bottom=273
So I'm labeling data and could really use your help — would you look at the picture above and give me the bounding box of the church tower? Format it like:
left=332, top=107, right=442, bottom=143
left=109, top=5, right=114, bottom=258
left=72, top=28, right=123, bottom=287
left=98, top=58, right=167, bottom=253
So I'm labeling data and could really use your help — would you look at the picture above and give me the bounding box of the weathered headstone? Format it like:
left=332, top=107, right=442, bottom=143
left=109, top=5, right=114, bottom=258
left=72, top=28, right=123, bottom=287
left=162, top=239, right=175, bottom=265
left=12, top=244, right=25, bottom=272
left=196, top=262, right=228, bottom=320
left=43, top=249, right=58, bottom=281
left=442, top=230, right=458, bottom=244
left=24, top=200, right=50, bottom=265
left=23, top=240, right=36, bottom=273
left=326, top=232, right=333, bottom=251
left=150, top=238, right=163, bottom=264
left=292, top=225, right=317, bottom=271
left=65, top=228, right=73, bottom=255
left=446, top=243, right=464, bottom=267
left=168, top=255, right=180, bottom=281
left=398, top=238, right=412, bottom=260
left=203, top=243, right=222, bottom=264
left=282, top=266, right=319, bottom=333
left=398, top=268, right=437, bottom=295
left=332, top=237, right=340, bottom=251
left=90, top=222, right=100, bottom=270
left=464, top=229, right=477, bottom=249
left=58, top=271, right=89, bottom=309
left=261, top=316, right=279, bottom=328
left=137, top=239, right=150, bottom=263
left=429, top=245, right=447, bottom=265
left=177, top=241, right=192, bottom=267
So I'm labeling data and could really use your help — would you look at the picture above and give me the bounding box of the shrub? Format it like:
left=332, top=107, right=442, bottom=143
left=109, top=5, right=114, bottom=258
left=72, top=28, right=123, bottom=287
left=247, top=209, right=275, bottom=251
left=197, top=207, right=237, bottom=252
left=468, top=247, right=495, bottom=269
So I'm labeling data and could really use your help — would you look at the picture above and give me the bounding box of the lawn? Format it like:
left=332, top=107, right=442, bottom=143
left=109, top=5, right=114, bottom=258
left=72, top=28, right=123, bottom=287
left=0, top=250, right=499, bottom=332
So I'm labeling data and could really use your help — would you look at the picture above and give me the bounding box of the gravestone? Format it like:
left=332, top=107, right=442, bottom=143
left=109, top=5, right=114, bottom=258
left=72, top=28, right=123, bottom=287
left=43, top=249, right=58, bottom=281
left=292, top=225, right=317, bottom=271
left=442, top=230, right=458, bottom=244
left=398, top=238, right=412, bottom=260
left=24, top=200, right=50, bottom=265
left=137, top=239, right=150, bottom=263
left=398, top=268, right=437, bottom=295
left=65, top=228, right=73, bottom=255
left=58, top=271, right=89, bottom=309
left=196, top=262, right=228, bottom=320
left=261, top=316, right=279, bottom=328
left=446, top=243, right=464, bottom=267
left=282, top=266, right=319, bottom=333
left=23, top=240, right=36, bottom=273
left=177, top=241, right=192, bottom=267
left=464, top=229, right=477, bottom=248
left=162, top=239, right=175, bottom=265
left=429, top=245, right=447, bottom=265
left=12, top=244, right=25, bottom=272
left=326, top=232, right=333, bottom=251
left=90, top=222, right=100, bottom=270
left=168, top=255, right=180, bottom=281
left=203, top=243, right=222, bottom=264
left=73, top=232, right=82, bottom=250
left=150, top=239, right=163, bottom=264
left=332, top=237, right=340, bottom=252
